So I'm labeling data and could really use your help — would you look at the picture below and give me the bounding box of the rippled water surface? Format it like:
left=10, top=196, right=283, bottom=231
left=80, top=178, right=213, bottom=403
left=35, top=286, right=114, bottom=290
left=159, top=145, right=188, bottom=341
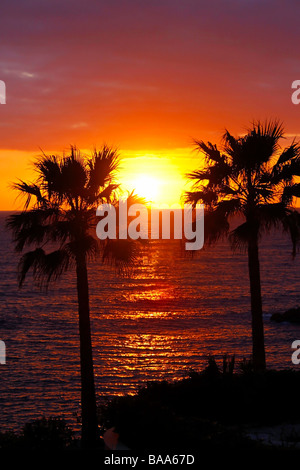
left=1, top=211, right=300, bottom=432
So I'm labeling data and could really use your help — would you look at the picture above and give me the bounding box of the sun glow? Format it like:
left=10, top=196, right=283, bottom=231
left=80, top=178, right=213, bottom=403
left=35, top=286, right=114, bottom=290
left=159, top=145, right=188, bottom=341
left=1, top=148, right=198, bottom=210
left=130, top=175, right=160, bottom=204
left=118, top=150, right=192, bottom=208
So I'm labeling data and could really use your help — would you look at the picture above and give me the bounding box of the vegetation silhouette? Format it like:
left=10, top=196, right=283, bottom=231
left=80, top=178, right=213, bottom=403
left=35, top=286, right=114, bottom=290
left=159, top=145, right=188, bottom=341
left=0, top=417, right=76, bottom=450
left=185, top=120, right=300, bottom=371
left=6, top=145, right=142, bottom=448
left=100, top=357, right=300, bottom=451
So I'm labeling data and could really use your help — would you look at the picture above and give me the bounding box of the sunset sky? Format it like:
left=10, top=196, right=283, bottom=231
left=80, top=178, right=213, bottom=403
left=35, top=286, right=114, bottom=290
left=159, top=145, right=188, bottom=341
left=0, top=0, right=299, bottom=209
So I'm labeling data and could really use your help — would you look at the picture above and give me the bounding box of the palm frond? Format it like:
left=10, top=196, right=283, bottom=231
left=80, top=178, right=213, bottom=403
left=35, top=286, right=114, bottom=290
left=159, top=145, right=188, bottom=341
left=37, top=249, right=72, bottom=288
left=203, top=209, right=230, bottom=245
left=49, top=219, right=79, bottom=244
left=121, top=190, right=147, bottom=207
left=194, top=140, right=225, bottom=164
left=250, top=119, right=284, bottom=142
left=185, top=189, right=218, bottom=207
left=255, top=186, right=274, bottom=201
left=229, top=221, right=253, bottom=251
left=283, top=184, right=300, bottom=204
left=102, top=238, right=140, bottom=274
left=276, top=142, right=300, bottom=165
left=281, top=210, right=300, bottom=257
left=87, top=145, right=119, bottom=192
left=185, top=168, right=211, bottom=182
left=187, top=162, right=231, bottom=188
left=227, top=120, right=284, bottom=170
left=11, top=180, right=45, bottom=209
left=17, top=248, right=45, bottom=287
left=222, top=130, right=241, bottom=163
left=97, top=183, right=120, bottom=202
left=34, top=154, right=63, bottom=198
left=61, top=151, right=87, bottom=198
left=215, top=198, right=242, bottom=218
left=6, top=208, right=61, bottom=251
left=65, top=235, right=100, bottom=261
left=257, top=202, right=287, bottom=232
left=18, top=248, right=71, bottom=289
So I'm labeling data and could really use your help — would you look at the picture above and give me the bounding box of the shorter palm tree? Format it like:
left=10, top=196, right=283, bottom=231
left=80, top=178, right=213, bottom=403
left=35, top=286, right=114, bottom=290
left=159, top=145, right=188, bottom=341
left=185, top=120, right=300, bottom=371
left=6, top=145, right=139, bottom=448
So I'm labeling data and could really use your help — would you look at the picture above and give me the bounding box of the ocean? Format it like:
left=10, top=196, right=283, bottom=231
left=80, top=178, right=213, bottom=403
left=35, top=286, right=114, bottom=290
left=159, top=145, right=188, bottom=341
left=1, top=211, right=300, bottom=433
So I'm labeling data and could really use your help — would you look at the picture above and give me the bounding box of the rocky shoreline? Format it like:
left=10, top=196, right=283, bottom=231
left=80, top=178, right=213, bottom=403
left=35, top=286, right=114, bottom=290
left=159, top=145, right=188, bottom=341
left=271, top=307, right=300, bottom=323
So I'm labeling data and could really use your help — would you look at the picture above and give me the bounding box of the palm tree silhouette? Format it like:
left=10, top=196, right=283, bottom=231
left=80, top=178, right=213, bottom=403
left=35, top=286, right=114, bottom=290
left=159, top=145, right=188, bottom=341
left=186, top=120, right=300, bottom=371
left=6, top=145, right=138, bottom=448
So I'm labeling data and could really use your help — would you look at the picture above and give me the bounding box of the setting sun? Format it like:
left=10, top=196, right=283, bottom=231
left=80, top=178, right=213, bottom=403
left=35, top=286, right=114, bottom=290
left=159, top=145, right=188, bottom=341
left=130, top=175, right=160, bottom=204
left=118, top=151, right=190, bottom=208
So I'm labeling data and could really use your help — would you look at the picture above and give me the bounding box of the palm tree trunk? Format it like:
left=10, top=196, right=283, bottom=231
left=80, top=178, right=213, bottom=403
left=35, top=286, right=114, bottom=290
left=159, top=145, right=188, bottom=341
left=247, top=234, right=266, bottom=372
left=75, top=251, right=99, bottom=447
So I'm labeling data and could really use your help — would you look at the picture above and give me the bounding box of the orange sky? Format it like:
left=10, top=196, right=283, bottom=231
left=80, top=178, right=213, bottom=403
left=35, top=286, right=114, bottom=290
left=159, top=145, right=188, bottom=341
left=1, top=0, right=300, bottom=209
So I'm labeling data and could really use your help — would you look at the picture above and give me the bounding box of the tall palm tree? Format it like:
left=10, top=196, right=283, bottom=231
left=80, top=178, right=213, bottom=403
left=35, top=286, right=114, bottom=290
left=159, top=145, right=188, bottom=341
left=6, top=145, right=138, bottom=448
left=185, top=120, right=300, bottom=372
